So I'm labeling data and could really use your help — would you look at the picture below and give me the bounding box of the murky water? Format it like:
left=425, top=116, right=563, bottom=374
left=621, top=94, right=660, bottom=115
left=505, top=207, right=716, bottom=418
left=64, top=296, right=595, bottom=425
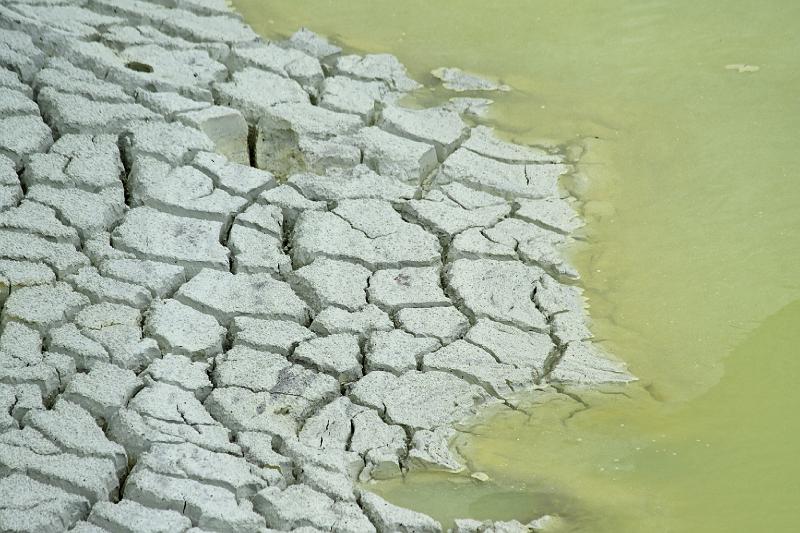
left=233, top=1, right=800, bottom=531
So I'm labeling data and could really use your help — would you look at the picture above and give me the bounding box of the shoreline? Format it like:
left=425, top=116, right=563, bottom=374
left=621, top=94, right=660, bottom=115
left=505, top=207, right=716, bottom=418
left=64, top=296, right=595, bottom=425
left=0, top=1, right=631, bottom=531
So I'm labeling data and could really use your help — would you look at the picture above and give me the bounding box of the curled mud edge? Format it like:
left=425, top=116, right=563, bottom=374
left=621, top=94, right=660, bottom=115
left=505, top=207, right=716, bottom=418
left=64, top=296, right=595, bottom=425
left=0, top=1, right=633, bottom=532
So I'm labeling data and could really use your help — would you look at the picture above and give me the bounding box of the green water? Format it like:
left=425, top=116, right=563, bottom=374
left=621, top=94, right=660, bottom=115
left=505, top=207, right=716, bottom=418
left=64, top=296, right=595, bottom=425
left=233, top=1, right=800, bottom=531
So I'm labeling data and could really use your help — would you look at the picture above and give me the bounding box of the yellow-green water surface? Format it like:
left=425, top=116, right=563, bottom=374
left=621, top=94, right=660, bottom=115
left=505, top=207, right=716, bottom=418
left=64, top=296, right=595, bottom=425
left=233, top=1, right=800, bottom=531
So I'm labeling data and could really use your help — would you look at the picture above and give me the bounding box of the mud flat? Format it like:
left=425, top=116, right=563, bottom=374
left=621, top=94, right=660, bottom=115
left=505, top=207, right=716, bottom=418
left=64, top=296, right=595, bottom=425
left=0, top=1, right=631, bottom=531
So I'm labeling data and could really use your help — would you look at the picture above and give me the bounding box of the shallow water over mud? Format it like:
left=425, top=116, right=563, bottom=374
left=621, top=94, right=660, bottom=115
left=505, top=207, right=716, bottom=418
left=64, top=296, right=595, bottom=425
left=233, top=1, right=800, bottom=530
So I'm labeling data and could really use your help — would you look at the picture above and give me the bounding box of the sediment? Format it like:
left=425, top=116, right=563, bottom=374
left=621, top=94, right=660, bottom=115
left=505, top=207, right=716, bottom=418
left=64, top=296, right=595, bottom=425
left=0, top=1, right=633, bottom=531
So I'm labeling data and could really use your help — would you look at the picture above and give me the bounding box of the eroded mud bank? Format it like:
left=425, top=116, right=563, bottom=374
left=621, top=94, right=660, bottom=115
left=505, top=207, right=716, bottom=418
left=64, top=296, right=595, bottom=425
left=0, top=1, right=629, bottom=531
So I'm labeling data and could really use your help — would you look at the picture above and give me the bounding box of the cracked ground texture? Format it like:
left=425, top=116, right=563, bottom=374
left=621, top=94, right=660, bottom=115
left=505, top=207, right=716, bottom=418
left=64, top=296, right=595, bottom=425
left=0, top=1, right=634, bottom=532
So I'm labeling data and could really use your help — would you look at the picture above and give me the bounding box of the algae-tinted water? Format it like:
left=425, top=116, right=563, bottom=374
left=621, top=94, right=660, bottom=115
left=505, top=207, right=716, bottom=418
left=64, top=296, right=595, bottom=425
left=233, top=1, right=800, bottom=531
